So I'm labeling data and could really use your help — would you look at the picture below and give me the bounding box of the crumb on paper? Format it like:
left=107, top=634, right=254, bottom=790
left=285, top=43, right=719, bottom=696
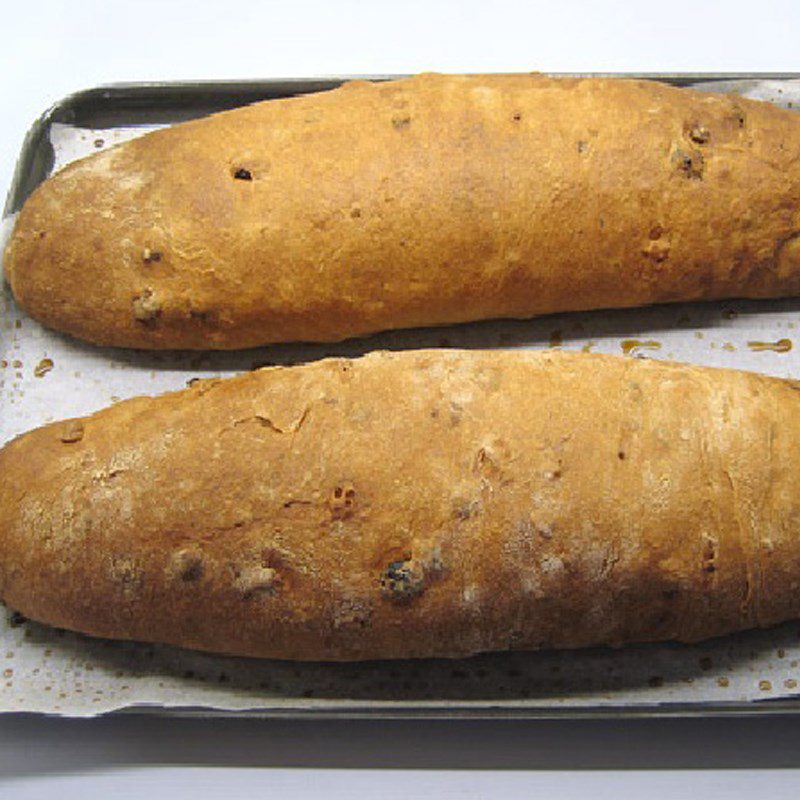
left=34, top=358, right=54, bottom=378
left=620, top=339, right=661, bottom=355
left=748, top=339, right=793, bottom=353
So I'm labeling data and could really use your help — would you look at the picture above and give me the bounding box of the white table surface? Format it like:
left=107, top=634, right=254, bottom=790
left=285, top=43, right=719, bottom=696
left=3, top=1, right=800, bottom=797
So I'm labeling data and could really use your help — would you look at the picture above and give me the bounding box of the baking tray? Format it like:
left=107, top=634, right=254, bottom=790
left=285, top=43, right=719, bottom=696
left=4, top=74, right=800, bottom=718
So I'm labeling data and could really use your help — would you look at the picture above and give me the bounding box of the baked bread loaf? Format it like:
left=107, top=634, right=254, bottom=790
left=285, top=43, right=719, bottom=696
left=1, top=349, right=799, bottom=660
left=6, top=74, right=800, bottom=349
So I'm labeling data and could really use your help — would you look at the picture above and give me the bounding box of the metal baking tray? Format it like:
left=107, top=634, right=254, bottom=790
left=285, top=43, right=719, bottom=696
left=4, top=75, right=800, bottom=719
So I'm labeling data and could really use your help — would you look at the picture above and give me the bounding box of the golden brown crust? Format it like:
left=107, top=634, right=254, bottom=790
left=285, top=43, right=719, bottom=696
left=6, top=73, right=800, bottom=349
left=1, top=349, right=800, bottom=660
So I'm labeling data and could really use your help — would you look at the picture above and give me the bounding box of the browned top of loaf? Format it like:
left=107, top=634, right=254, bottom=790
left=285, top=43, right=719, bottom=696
left=1, top=350, right=800, bottom=660
left=6, top=74, right=800, bottom=348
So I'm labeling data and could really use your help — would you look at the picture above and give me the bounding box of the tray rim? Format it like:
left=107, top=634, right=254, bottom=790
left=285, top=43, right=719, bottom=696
left=6, top=72, right=800, bottom=719
left=112, top=698, right=800, bottom=719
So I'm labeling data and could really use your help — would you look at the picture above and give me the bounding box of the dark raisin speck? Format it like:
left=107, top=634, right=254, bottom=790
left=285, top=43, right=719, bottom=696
left=381, top=559, right=425, bottom=601
left=233, top=168, right=252, bottom=181
left=689, top=125, right=710, bottom=144
left=674, top=149, right=704, bottom=179
left=181, top=559, right=204, bottom=582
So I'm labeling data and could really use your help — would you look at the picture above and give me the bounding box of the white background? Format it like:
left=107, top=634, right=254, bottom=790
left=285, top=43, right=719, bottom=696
left=3, top=0, right=800, bottom=797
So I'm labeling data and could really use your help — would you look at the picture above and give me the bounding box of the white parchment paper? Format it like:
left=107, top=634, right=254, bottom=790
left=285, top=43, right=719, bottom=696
left=2, top=79, right=800, bottom=716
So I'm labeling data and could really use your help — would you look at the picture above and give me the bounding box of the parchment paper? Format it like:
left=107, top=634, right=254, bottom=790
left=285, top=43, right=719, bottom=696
left=3, top=79, right=800, bottom=716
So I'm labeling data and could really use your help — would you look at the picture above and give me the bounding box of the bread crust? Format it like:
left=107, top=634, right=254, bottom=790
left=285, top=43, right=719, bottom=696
left=6, top=74, right=800, bottom=349
left=1, top=349, right=799, bottom=660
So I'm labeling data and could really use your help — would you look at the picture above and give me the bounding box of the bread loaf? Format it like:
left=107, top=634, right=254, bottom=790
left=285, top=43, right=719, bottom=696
left=1, top=349, right=799, bottom=660
left=6, top=74, right=800, bottom=349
